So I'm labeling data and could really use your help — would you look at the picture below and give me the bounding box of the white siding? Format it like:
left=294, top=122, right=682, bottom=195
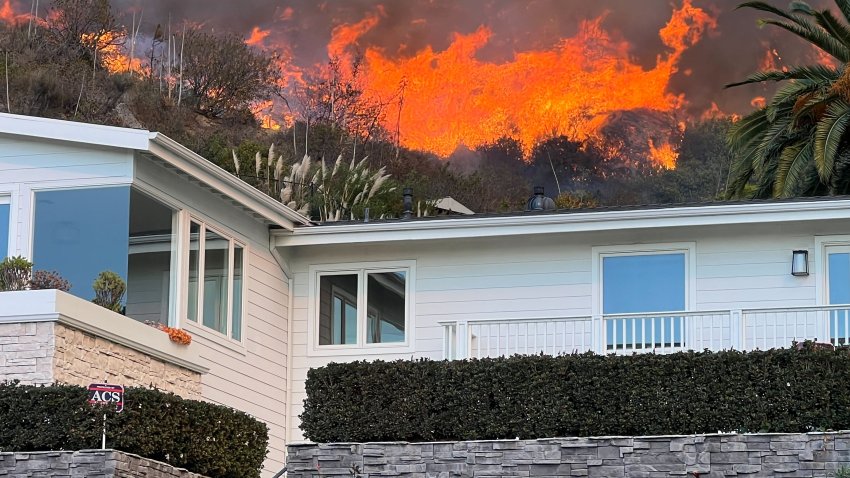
left=0, top=135, right=134, bottom=257
left=134, top=158, right=289, bottom=477
left=284, top=220, right=850, bottom=440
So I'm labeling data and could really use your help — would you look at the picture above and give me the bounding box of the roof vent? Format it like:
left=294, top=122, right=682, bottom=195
left=526, top=186, right=556, bottom=211
left=402, top=188, right=414, bottom=219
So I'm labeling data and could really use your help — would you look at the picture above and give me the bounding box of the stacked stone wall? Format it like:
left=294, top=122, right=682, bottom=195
left=53, top=323, right=201, bottom=397
left=0, top=449, right=207, bottom=477
left=288, top=432, right=850, bottom=477
left=0, top=321, right=201, bottom=398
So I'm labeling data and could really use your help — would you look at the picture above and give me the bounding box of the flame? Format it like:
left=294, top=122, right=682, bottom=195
left=322, top=0, right=714, bottom=158
left=251, top=99, right=281, bottom=130
left=647, top=139, right=678, bottom=169
left=0, top=0, right=29, bottom=24
left=81, top=31, right=144, bottom=75
left=245, top=26, right=270, bottom=47
left=750, top=96, right=766, bottom=108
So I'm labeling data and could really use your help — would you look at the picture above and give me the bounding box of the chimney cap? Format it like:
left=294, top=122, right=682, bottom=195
left=526, top=185, right=556, bottom=211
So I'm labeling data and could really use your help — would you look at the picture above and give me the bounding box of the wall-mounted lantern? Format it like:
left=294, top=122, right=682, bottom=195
left=792, top=250, right=809, bottom=277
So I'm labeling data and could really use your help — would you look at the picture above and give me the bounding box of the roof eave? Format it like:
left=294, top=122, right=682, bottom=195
left=272, top=199, right=850, bottom=247
left=147, top=133, right=312, bottom=229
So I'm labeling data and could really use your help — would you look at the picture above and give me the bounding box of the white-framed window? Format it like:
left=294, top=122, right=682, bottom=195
left=185, top=218, right=245, bottom=341
left=310, top=261, right=414, bottom=352
left=593, top=243, right=695, bottom=350
left=0, top=195, right=10, bottom=258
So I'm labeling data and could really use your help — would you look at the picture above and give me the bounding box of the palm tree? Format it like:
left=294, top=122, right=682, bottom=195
left=726, top=1, right=850, bottom=198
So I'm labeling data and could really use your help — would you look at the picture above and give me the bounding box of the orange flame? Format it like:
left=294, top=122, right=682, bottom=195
left=246, top=26, right=271, bottom=47
left=750, top=96, right=766, bottom=108
left=647, top=139, right=678, bottom=169
left=323, top=0, right=715, bottom=159
left=81, top=31, right=144, bottom=74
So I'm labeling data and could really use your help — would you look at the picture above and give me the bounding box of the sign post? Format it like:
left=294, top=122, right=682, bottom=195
left=87, top=383, right=124, bottom=449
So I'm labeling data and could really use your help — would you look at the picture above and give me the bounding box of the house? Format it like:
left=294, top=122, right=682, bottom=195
left=3, top=114, right=850, bottom=473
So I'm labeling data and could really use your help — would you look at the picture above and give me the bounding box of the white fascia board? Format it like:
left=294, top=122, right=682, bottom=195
left=0, top=113, right=150, bottom=150
left=273, top=199, right=850, bottom=247
left=147, top=133, right=311, bottom=229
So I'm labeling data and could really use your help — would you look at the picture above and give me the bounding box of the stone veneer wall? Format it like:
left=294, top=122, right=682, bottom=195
left=287, top=432, right=850, bottom=477
left=0, top=321, right=201, bottom=398
left=0, top=449, right=207, bottom=477
left=53, top=323, right=201, bottom=397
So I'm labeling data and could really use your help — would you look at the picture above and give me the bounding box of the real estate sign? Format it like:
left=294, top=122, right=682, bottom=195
left=87, top=383, right=124, bottom=412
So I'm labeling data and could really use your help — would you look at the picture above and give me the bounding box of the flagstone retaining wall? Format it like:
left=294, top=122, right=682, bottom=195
left=0, top=449, right=207, bottom=477
left=287, top=432, right=850, bottom=477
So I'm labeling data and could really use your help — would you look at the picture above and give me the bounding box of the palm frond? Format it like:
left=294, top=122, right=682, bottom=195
left=726, top=64, right=839, bottom=88
left=736, top=1, right=800, bottom=22
left=814, top=99, right=850, bottom=181
left=836, top=0, right=850, bottom=26
left=759, top=18, right=850, bottom=63
left=774, top=139, right=814, bottom=197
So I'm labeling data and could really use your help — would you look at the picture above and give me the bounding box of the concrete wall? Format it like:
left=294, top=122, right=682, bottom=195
left=287, top=432, right=850, bottom=477
left=0, top=321, right=201, bottom=398
left=0, top=449, right=207, bottom=477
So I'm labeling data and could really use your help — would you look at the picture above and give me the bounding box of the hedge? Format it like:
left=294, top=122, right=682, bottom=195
left=300, top=345, right=850, bottom=442
left=0, top=383, right=268, bottom=478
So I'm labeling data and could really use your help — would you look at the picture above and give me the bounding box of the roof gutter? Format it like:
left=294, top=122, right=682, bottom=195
left=272, top=199, right=850, bottom=246
left=147, top=133, right=313, bottom=229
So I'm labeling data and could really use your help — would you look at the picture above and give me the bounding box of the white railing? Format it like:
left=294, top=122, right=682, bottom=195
left=441, top=304, right=850, bottom=359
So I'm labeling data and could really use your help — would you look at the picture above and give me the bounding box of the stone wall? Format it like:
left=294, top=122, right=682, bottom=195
left=0, top=321, right=201, bottom=398
left=53, top=323, right=201, bottom=398
left=0, top=449, right=207, bottom=477
left=287, top=432, right=850, bottom=477
left=0, top=322, right=54, bottom=384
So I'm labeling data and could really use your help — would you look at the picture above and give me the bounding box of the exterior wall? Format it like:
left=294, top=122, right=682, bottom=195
left=0, top=134, right=134, bottom=258
left=53, top=323, right=200, bottom=397
left=287, top=433, right=850, bottom=477
left=135, top=158, right=290, bottom=475
left=0, top=322, right=54, bottom=383
left=0, top=449, right=207, bottom=477
left=0, top=321, right=201, bottom=397
left=285, top=219, right=850, bottom=440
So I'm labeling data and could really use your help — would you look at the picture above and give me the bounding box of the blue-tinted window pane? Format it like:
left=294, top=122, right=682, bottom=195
left=603, top=253, right=686, bottom=348
left=828, top=253, right=850, bottom=342
left=33, top=187, right=130, bottom=300
left=603, top=253, right=686, bottom=314
left=0, top=202, right=9, bottom=258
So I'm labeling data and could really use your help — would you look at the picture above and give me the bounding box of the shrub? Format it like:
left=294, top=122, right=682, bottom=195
left=300, top=345, right=850, bottom=442
left=0, top=383, right=268, bottom=478
left=92, top=270, right=125, bottom=312
left=30, top=270, right=72, bottom=292
left=0, top=256, right=33, bottom=291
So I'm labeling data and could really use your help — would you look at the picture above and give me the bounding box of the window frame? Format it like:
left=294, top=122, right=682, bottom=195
left=592, top=242, right=696, bottom=317
left=182, top=215, right=247, bottom=345
left=0, top=193, right=12, bottom=258
left=815, top=235, right=850, bottom=306
left=308, top=260, right=415, bottom=356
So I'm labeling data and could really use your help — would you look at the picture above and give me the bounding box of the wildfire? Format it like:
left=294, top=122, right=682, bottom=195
left=251, top=100, right=282, bottom=130
left=321, top=0, right=715, bottom=164
left=81, top=30, right=144, bottom=75
left=245, top=26, right=270, bottom=47
left=647, top=139, right=678, bottom=169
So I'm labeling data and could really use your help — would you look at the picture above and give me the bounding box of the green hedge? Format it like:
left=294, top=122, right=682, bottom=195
left=0, top=383, right=268, bottom=478
left=300, top=346, right=850, bottom=442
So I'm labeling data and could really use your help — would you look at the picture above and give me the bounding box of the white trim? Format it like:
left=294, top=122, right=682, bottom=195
left=274, top=200, right=850, bottom=246
left=591, top=242, right=697, bottom=317
left=182, top=216, right=248, bottom=352
left=815, top=235, right=850, bottom=306
left=307, top=260, right=416, bottom=357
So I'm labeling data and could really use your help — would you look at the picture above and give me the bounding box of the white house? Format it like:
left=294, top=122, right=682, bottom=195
left=3, top=114, right=850, bottom=473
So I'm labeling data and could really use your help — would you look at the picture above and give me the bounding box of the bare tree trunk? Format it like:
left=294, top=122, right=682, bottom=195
left=74, top=72, right=86, bottom=118
left=547, top=151, right=562, bottom=196
left=177, top=23, right=185, bottom=107
left=4, top=51, right=11, bottom=114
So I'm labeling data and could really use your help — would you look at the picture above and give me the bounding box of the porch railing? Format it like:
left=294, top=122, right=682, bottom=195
left=441, top=304, right=850, bottom=359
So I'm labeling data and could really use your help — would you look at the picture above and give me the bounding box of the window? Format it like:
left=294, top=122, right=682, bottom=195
left=599, top=249, right=688, bottom=350
left=125, top=189, right=177, bottom=325
left=0, top=196, right=9, bottom=258
left=826, top=246, right=850, bottom=343
left=186, top=220, right=245, bottom=341
left=33, top=187, right=130, bottom=300
left=316, top=265, right=410, bottom=348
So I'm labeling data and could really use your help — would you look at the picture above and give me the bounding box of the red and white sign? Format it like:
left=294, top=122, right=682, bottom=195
left=87, top=383, right=124, bottom=413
